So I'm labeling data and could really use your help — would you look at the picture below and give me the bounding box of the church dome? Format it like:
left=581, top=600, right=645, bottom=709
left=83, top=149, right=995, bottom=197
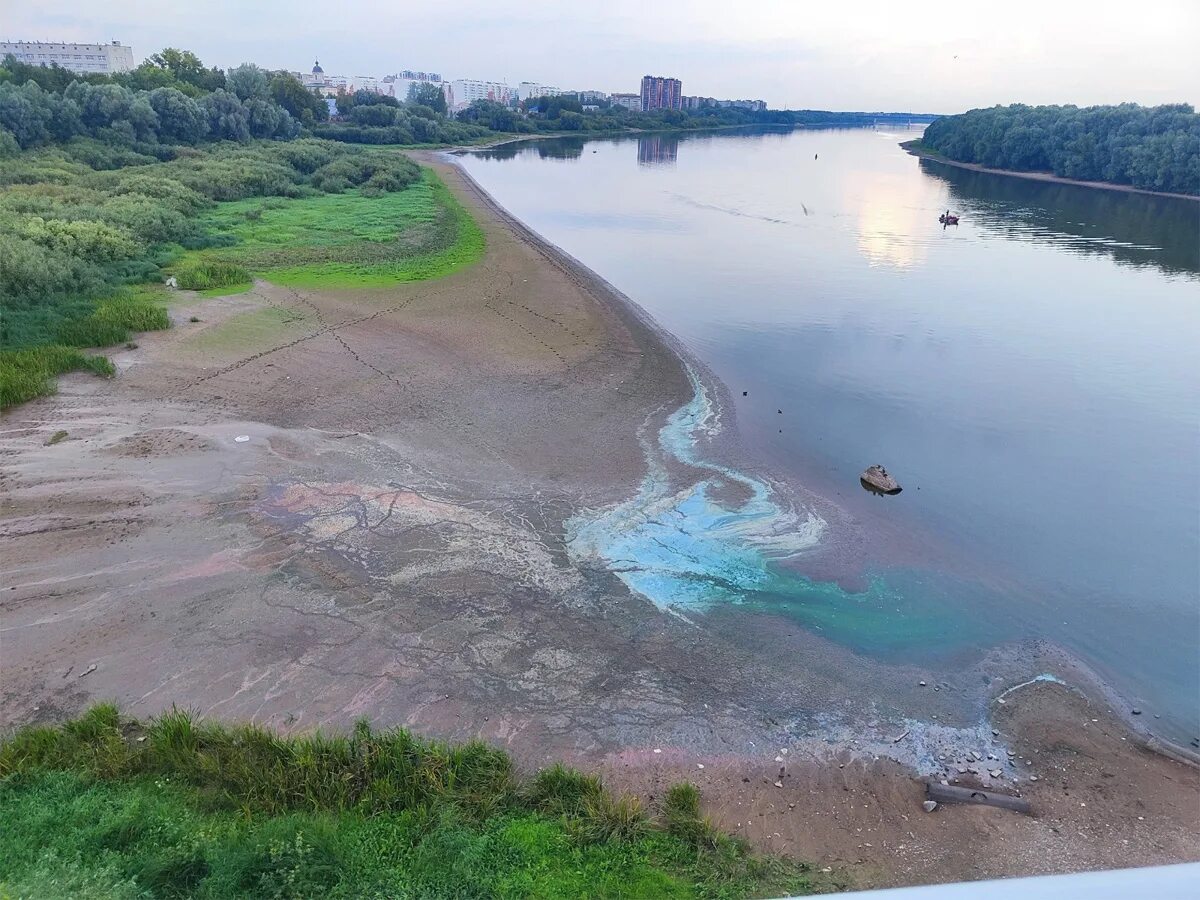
left=312, top=59, right=324, bottom=74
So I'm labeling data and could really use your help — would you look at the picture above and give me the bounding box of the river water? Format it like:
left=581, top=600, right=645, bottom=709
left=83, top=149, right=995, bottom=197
left=459, top=126, right=1200, bottom=744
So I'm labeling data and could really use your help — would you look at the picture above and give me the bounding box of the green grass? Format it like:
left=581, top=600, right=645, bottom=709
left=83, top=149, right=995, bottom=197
left=197, top=281, right=254, bottom=298
left=0, top=284, right=170, bottom=409
left=172, top=261, right=252, bottom=293
left=0, top=141, right=451, bottom=410
left=180, top=306, right=314, bottom=357
left=0, top=345, right=116, bottom=408
left=183, top=167, right=485, bottom=289
left=0, top=706, right=831, bottom=899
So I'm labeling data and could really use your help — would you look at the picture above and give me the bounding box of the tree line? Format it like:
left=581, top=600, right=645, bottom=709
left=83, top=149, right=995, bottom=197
left=451, top=97, right=932, bottom=137
left=3, top=45, right=942, bottom=155
left=918, top=103, right=1199, bottom=196
left=311, top=87, right=490, bottom=145
left=0, top=50, right=335, bottom=154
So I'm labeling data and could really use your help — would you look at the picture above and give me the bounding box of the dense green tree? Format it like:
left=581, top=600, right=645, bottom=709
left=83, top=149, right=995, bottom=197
left=525, top=95, right=582, bottom=118
left=226, top=63, right=270, bottom=102
left=201, top=89, right=251, bottom=141
left=147, top=87, right=208, bottom=143
left=406, top=82, right=447, bottom=116
left=921, top=103, right=1199, bottom=195
left=350, top=103, right=398, bottom=127
left=146, top=48, right=225, bottom=92
left=457, top=100, right=518, bottom=132
left=269, top=73, right=328, bottom=125
left=0, top=83, right=54, bottom=147
left=244, top=97, right=298, bottom=139
left=118, top=62, right=183, bottom=94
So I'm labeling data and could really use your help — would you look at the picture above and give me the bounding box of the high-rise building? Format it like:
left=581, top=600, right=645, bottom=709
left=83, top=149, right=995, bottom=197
left=0, top=40, right=135, bottom=74
left=640, top=75, right=682, bottom=112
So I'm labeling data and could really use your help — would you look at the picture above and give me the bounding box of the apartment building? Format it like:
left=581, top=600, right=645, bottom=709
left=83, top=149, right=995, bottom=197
left=0, top=40, right=135, bottom=74
left=640, top=74, right=682, bottom=111
left=451, top=79, right=514, bottom=110
left=515, top=81, right=560, bottom=102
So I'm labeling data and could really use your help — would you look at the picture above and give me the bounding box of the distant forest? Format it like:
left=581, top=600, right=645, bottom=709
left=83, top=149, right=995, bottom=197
left=918, top=104, right=1199, bottom=196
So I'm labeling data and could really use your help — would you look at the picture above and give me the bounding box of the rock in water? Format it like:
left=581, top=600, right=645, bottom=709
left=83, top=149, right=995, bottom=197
left=860, top=464, right=902, bottom=495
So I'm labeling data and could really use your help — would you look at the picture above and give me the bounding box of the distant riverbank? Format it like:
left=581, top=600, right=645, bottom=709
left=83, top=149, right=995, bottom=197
left=901, top=140, right=1200, bottom=201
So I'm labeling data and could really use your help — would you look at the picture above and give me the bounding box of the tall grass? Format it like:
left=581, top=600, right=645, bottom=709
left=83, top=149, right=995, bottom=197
left=0, top=288, right=168, bottom=408
left=0, top=706, right=831, bottom=898
left=0, top=345, right=115, bottom=408
left=172, top=261, right=252, bottom=293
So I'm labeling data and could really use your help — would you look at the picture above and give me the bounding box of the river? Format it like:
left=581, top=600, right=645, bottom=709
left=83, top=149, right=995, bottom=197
left=458, top=125, right=1200, bottom=746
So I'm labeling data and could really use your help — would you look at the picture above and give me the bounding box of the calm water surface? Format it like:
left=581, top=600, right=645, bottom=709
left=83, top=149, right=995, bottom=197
left=460, top=127, right=1200, bottom=742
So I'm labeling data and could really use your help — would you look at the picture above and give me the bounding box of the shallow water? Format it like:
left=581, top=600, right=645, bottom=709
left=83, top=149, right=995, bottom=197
left=460, top=127, right=1200, bottom=743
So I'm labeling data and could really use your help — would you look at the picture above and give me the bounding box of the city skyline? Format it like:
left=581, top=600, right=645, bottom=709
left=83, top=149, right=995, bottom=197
left=6, top=0, right=1198, bottom=111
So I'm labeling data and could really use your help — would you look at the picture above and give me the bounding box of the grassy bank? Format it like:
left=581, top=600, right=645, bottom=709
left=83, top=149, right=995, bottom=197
left=0, top=707, right=829, bottom=898
left=181, top=167, right=485, bottom=289
left=1, top=140, right=480, bottom=410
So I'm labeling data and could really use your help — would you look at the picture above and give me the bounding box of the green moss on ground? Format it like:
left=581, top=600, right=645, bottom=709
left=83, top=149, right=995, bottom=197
left=180, top=306, right=314, bottom=357
left=0, top=706, right=833, bottom=899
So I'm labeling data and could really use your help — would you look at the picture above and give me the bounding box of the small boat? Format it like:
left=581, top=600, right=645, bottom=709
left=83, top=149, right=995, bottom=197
left=860, top=464, right=902, bottom=495
left=939, top=213, right=960, bottom=225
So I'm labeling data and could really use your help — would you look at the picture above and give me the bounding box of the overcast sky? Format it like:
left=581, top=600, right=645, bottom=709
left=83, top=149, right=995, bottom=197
left=6, top=1, right=1198, bottom=111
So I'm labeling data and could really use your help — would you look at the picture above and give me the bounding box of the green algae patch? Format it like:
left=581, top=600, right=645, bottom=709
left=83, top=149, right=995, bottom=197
left=197, top=281, right=254, bottom=298
left=180, top=305, right=314, bottom=359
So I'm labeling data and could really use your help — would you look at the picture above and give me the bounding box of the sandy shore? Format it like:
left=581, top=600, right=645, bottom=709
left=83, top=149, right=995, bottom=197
left=901, top=142, right=1200, bottom=201
left=1, top=155, right=1196, bottom=888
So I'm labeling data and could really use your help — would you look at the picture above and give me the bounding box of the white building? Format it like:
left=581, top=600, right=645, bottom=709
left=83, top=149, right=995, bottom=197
left=610, top=93, right=641, bottom=111
left=383, top=70, right=448, bottom=104
left=300, top=61, right=385, bottom=97
left=515, top=81, right=560, bottom=102
left=0, top=40, right=135, bottom=74
left=450, top=79, right=513, bottom=110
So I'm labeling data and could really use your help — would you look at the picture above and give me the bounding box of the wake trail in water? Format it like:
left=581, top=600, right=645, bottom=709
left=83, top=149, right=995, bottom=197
left=667, top=192, right=804, bottom=226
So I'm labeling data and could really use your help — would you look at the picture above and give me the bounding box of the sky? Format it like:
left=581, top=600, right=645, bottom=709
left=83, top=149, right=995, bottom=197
left=5, top=0, right=1198, bottom=112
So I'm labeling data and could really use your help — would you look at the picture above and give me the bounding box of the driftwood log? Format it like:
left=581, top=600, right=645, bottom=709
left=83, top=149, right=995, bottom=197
left=926, top=781, right=1032, bottom=814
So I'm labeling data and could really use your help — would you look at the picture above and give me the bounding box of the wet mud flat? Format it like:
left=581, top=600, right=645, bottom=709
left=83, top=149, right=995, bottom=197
left=1, top=157, right=1196, bottom=888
